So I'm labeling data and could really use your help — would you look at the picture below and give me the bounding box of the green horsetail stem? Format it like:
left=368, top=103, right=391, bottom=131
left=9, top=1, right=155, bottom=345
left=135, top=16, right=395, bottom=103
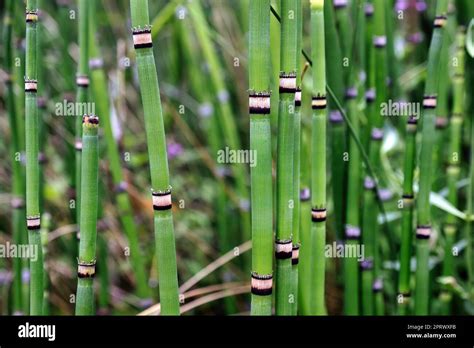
left=309, top=0, right=327, bottom=316
left=275, top=0, right=297, bottom=316
left=75, top=0, right=90, bottom=237
left=440, top=26, right=466, bottom=314
left=130, top=0, right=180, bottom=315
left=291, top=0, right=303, bottom=316
left=360, top=0, right=377, bottom=316
left=88, top=0, right=150, bottom=304
left=249, top=0, right=273, bottom=316
left=333, top=0, right=353, bottom=83
left=372, top=0, right=388, bottom=315
left=397, top=115, right=418, bottom=315
left=5, top=0, right=23, bottom=314
left=75, top=115, right=99, bottom=315
left=325, top=0, right=346, bottom=244
left=25, top=0, right=44, bottom=315
left=414, top=0, right=449, bottom=315
left=343, top=1, right=364, bottom=316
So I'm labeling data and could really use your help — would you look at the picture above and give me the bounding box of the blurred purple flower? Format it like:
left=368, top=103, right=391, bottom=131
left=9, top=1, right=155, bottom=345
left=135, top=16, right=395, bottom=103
left=167, top=141, right=184, bottom=159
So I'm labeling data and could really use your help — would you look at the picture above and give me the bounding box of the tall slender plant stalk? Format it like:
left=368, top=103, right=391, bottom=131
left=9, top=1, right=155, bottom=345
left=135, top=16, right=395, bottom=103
left=25, top=0, right=44, bottom=315
left=310, top=0, right=327, bottom=316
left=325, top=0, right=346, bottom=244
left=291, top=0, right=303, bottom=316
left=440, top=26, right=465, bottom=314
left=75, top=115, right=99, bottom=315
left=75, top=0, right=90, bottom=240
left=414, top=0, right=449, bottom=315
left=249, top=0, right=273, bottom=316
left=5, top=0, right=23, bottom=314
left=275, top=0, right=297, bottom=316
left=397, top=114, right=417, bottom=315
left=130, top=0, right=180, bottom=315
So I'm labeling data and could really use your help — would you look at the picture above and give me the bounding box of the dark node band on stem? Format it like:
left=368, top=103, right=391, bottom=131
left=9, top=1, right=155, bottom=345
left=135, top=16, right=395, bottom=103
left=434, top=15, right=447, bottom=28
left=373, top=35, right=387, bottom=49
left=333, top=0, right=348, bottom=9
left=364, top=176, right=375, bottom=190
left=360, top=258, right=373, bottom=271
left=422, top=95, right=437, bottom=109
left=407, top=116, right=418, bottom=132
left=37, top=97, right=47, bottom=109
left=345, top=225, right=361, bottom=240
left=25, top=10, right=38, bottom=23
left=132, top=27, right=153, bottom=49
left=372, top=278, right=383, bottom=293
left=292, top=244, right=300, bottom=265
left=11, top=197, right=25, bottom=209
left=311, top=208, right=327, bottom=222
left=435, top=117, right=448, bottom=129
left=114, top=181, right=129, bottom=194
left=300, top=187, right=311, bottom=202
left=38, top=152, right=47, bottom=165
left=345, top=87, right=357, bottom=100
left=275, top=239, right=292, bottom=259
left=365, top=88, right=376, bottom=103
left=312, top=95, right=327, bottom=110
left=402, top=194, right=414, bottom=207
left=416, top=225, right=431, bottom=239
left=398, top=293, right=411, bottom=304
left=76, top=75, right=90, bottom=88
left=152, top=188, right=172, bottom=211
left=77, top=259, right=96, bottom=278
left=251, top=272, right=273, bottom=296
left=83, top=114, right=99, bottom=127
left=24, top=79, right=38, bottom=93
left=279, top=72, right=297, bottom=94
left=26, top=215, right=41, bottom=230
left=364, top=3, right=374, bottom=17
left=75, top=139, right=83, bottom=152
left=295, top=88, right=302, bottom=107
left=371, top=128, right=384, bottom=141
left=248, top=92, right=271, bottom=115
left=89, top=57, right=104, bottom=70
left=329, top=110, right=344, bottom=124
left=453, top=72, right=464, bottom=82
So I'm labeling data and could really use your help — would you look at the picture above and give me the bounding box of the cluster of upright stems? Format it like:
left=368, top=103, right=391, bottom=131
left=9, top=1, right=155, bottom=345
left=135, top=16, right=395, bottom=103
left=249, top=0, right=473, bottom=316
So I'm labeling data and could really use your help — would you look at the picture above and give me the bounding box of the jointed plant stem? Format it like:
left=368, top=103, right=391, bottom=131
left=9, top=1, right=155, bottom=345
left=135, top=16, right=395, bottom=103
left=25, top=0, right=44, bottom=315
left=130, top=0, right=180, bottom=315
left=75, top=115, right=99, bottom=315
left=309, top=0, right=327, bottom=316
left=249, top=0, right=273, bottom=316
left=414, top=0, right=449, bottom=315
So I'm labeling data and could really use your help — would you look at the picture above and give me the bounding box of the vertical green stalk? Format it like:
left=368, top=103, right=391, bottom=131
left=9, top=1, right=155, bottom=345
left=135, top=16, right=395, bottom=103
left=372, top=0, right=388, bottom=315
left=310, top=0, right=327, bottom=316
left=130, top=0, right=180, bottom=315
left=343, top=1, right=364, bottom=316
left=75, top=0, right=90, bottom=239
left=249, top=0, right=273, bottom=316
left=88, top=0, right=150, bottom=304
left=75, top=115, right=99, bottom=315
left=275, top=0, right=297, bottom=316
left=291, top=0, right=303, bottom=316
left=397, top=114, right=417, bottom=315
left=325, top=0, right=346, bottom=244
left=5, top=0, right=23, bottom=314
left=414, top=0, right=449, bottom=315
left=25, top=0, right=44, bottom=315
left=440, top=27, right=465, bottom=314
